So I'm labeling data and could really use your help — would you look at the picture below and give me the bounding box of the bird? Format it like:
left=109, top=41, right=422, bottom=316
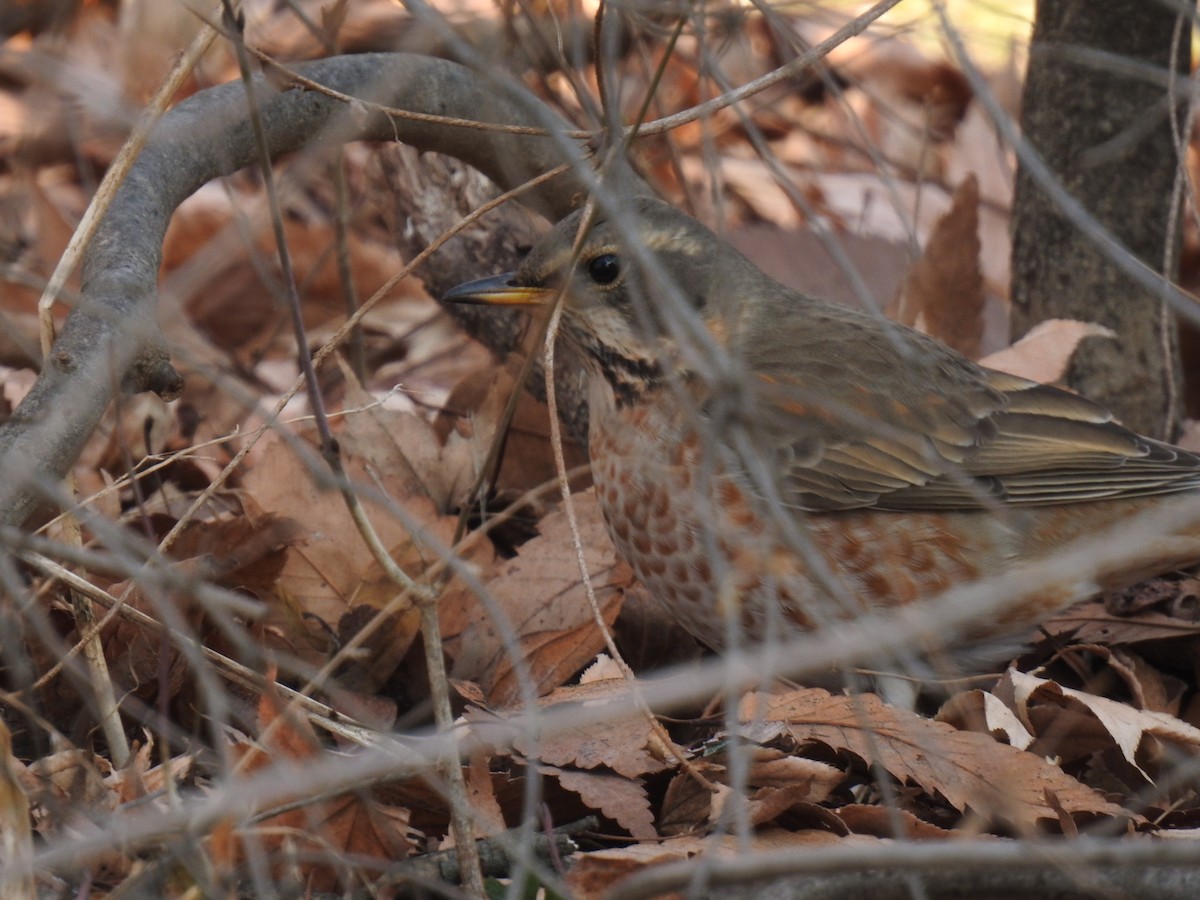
left=444, top=196, right=1200, bottom=682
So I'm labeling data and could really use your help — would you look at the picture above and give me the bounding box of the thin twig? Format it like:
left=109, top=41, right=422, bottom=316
left=19, top=551, right=378, bottom=747
left=333, top=152, right=366, bottom=381
left=29, top=4, right=224, bottom=772
left=34, top=5, right=222, bottom=334
left=630, top=0, right=904, bottom=138
left=243, top=42, right=585, bottom=137
left=226, top=1, right=484, bottom=888
left=540, top=198, right=711, bottom=787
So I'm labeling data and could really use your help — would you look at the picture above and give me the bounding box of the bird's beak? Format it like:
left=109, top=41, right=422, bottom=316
left=442, top=273, right=553, bottom=306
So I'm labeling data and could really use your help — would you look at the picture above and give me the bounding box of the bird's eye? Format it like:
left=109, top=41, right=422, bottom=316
left=588, top=254, right=621, bottom=285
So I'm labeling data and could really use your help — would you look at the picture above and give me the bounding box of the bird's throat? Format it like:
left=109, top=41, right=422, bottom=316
left=587, top=340, right=666, bottom=409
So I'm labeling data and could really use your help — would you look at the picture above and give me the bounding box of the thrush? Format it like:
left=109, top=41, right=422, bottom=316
left=444, top=197, right=1200, bottom=675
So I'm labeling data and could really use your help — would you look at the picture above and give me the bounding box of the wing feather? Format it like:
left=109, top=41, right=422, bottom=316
left=739, top=301, right=1200, bottom=512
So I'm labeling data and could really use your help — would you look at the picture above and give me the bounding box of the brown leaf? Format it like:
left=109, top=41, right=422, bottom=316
left=727, top=226, right=909, bottom=315
left=166, top=510, right=303, bottom=595
left=660, top=766, right=722, bottom=836
left=464, top=675, right=678, bottom=783
left=106, top=733, right=193, bottom=808
left=441, top=491, right=628, bottom=705
left=72, top=493, right=282, bottom=709
left=321, top=675, right=399, bottom=732
left=163, top=189, right=414, bottom=368
left=519, top=681, right=674, bottom=779
left=1067, top=644, right=1184, bottom=716
left=980, top=319, right=1115, bottom=384
left=319, top=0, right=351, bottom=46
left=565, top=839, right=702, bottom=900
left=835, top=803, right=956, bottom=839
left=215, top=677, right=418, bottom=890
left=435, top=365, right=589, bottom=507
left=744, top=748, right=845, bottom=796
left=936, top=689, right=1035, bottom=750
left=19, top=748, right=131, bottom=880
left=663, top=743, right=842, bottom=832
left=897, top=174, right=984, bottom=357
left=565, top=830, right=867, bottom=899
left=212, top=788, right=417, bottom=893
left=742, top=787, right=849, bottom=832
left=1041, top=598, right=1200, bottom=646
left=0, top=366, right=37, bottom=414
left=815, top=28, right=971, bottom=161
left=465, top=752, right=507, bottom=838
left=335, top=370, right=444, bottom=506
left=97, top=580, right=199, bottom=706
left=241, top=429, right=463, bottom=672
left=741, top=689, right=1127, bottom=829
left=542, top=765, right=656, bottom=840
left=998, top=670, right=1200, bottom=780
left=18, top=749, right=112, bottom=828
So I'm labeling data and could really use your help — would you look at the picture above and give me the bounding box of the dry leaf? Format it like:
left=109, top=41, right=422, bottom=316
left=18, top=748, right=129, bottom=879
left=811, top=24, right=971, bottom=170
left=521, top=684, right=674, bottom=779
left=937, top=688, right=1036, bottom=750
left=241, top=429, right=460, bottom=671
left=728, top=226, right=909, bottom=315
left=981, top=319, right=1115, bottom=384
left=566, top=829, right=868, bottom=899
left=740, top=786, right=848, bottom=831
left=835, top=803, right=957, bottom=839
left=215, top=678, right=418, bottom=890
left=660, top=765, right=724, bottom=835
left=0, top=366, right=36, bottom=412
left=465, top=752, right=507, bottom=838
left=163, top=187, right=413, bottom=368
left=106, top=733, right=193, bottom=808
left=1041, top=598, right=1200, bottom=646
left=898, top=174, right=984, bottom=357
left=542, top=764, right=657, bottom=840
left=441, top=491, right=628, bottom=705
left=741, top=689, right=1127, bottom=828
left=745, top=749, right=845, bottom=795
left=465, top=675, right=678, bottom=784
left=566, top=839, right=704, bottom=900
left=335, top=370, right=444, bottom=505
left=1071, top=645, right=1183, bottom=716
left=1000, top=670, right=1200, bottom=780
left=435, top=365, right=589, bottom=507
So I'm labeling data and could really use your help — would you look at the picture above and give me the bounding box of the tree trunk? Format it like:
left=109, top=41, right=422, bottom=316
left=1011, top=0, right=1191, bottom=439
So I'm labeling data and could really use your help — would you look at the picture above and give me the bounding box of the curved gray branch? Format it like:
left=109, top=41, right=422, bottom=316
left=0, top=52, right=590, bottom=528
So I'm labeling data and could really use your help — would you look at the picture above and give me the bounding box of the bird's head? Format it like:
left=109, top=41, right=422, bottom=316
left=444, top=197, right=771, bottom=404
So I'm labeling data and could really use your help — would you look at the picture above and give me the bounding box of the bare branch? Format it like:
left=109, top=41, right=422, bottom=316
left=0, top=52, right=590, bottom=528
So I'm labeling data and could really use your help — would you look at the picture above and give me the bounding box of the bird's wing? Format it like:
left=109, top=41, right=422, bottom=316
left=741, top=302, right=1200, bottom=512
